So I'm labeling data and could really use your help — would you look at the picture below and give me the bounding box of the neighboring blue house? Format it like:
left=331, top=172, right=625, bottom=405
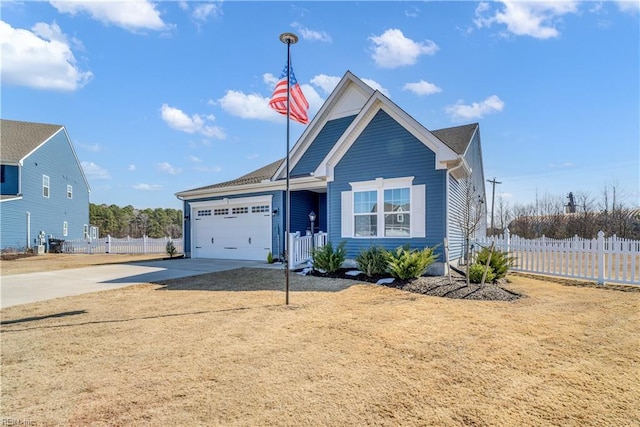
left=176, top=72, right=487, bottom=273
left=0, top=119, right=91, bottom=251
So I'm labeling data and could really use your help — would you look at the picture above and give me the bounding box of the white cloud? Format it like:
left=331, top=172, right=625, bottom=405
left=0, top=20, right=92, bottom=91
left=292, top=22, right=332, bottom=42
left=160, top=104, right=225, bottom=139
left=157, top=162, right=182, bottom=175
left=474, top=1, right=579, bottom=39
left=128, top=164, right=136, bottom=171
left=369, top=29, right=438, bottom=68
left=188, top=155, right=202, bottom=163
left=217, top=90, right=277, bottom=121
left=133, top=183, right=163, bottom=191
left=616, top=1, right=640, bottom=14
left=361, top=79, right=390, bottom=97
left=50, top=0, right=170, bottom=32
left=445, top=95, right=505, bottom=121
left=81, top=161, right=111, bottom=179
left=403, top=80, right=442, bottom=96
left=77, top=142, right=101, bottom=152
left=310, top=74, right=341, bottom=95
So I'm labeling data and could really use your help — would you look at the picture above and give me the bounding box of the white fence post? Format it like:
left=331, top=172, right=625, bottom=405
left=597, top=231, right=605, bottom=285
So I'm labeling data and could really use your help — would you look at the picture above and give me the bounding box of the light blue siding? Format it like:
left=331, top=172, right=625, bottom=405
left=0, top=130, right=89, bottom=249
left=327, top=110, right=448, bottom=261
left=290, top=115, right=356, bottom=177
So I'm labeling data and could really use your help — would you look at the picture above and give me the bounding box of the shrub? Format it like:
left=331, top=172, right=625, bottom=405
left=474, top=246, right=515, bottom=280
left=312, top=241, right=346, bottom=273
left=468, top=263, right=496, bottom=284
left=355, top=246, right=389, bottom=277
left=386, top=245, right=438, bottom=280
left=165, top=241, right=177, bottom=258
left=267, top=251, right=274, bottom=264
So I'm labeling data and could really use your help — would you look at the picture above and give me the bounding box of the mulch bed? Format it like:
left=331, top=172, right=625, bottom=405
left=308, top=268, right=523, bottom=302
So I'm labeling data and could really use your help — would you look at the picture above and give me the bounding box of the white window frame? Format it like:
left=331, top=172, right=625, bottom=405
left=342, top=177, right=425, bottom=239
left=63, top=221, right=68, bottom=237
left=43, top=175, right=50, bottom=198
left=67, top=184, right=73, bottom=199
left=83, top=224, right=89, bottom=239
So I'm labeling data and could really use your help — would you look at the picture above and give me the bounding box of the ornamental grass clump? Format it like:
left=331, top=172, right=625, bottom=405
left=386, top=245, right=439, bottom=280
left=473, top=246, right=515, bottom=281
left=355, top=246, right=389, bottom=278
left=311, top=241, right=346, bottom=273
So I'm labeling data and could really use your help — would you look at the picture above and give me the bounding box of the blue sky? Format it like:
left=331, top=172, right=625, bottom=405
left=1, top=1, right=638, bottom=211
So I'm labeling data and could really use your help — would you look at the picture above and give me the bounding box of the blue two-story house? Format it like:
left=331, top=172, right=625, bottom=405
left=0, top=119, right=91, bottom=251
left=176, top=72, right=487, bottom=273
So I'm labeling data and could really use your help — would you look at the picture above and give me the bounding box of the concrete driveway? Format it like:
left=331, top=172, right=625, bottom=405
left=0, top=258, right=282, bottom=309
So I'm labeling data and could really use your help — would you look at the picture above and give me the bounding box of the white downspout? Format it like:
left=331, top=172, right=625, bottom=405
left=26, top=211, right=31, bottom=249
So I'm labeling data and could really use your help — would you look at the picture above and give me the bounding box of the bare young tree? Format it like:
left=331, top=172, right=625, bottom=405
left=455, top=177, right=486, bottom=285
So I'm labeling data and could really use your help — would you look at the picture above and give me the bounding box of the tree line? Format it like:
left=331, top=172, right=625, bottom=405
left=488, top=182, right=640, bottom=240
left=90, top=203, right=183, bottom=238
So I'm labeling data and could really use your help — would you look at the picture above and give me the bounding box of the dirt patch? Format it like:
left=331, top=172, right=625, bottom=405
left=1, top=273, right=638, bottom=426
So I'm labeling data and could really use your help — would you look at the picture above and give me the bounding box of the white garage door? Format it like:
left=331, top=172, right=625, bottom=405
left=192, top=201, right=272, bottom=261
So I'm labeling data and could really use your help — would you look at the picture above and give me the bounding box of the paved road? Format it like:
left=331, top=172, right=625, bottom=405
left=0, top=258, right=282, bottom=309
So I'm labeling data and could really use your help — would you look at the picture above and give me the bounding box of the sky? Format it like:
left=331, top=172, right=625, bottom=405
left=1, top=1, right=639, bottom=212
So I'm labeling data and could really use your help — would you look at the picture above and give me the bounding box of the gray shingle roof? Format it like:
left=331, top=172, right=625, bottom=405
left=183, top=158, right=284, bottom=193
left=431, top=122, right=478, bottom=155
left=1, top=119, right=64, bottom=163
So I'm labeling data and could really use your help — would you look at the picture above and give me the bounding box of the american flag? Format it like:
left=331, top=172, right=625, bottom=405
left=268, top=63, right=309, bottom=125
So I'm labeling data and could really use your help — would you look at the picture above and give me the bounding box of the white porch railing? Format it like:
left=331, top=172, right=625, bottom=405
left=61, top=236, right=184, bottom=255
left=475, top=229, right=639, bottom=286
left=288, top=231, right=327, bottom=269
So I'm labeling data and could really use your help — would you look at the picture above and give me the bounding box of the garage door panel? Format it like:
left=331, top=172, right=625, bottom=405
left=192, top=203, right=271, bottom=261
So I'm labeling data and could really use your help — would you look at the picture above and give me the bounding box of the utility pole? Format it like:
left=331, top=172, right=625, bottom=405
left=487, top=177, right=502, bottom=232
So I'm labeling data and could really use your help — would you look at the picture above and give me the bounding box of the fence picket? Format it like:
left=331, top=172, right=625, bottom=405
left=476, top=230, right=639, bottom=286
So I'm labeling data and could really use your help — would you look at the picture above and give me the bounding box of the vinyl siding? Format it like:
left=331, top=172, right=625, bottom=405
left=0, top=130, right=89, bottom=249
left=328, top=109, right=447, bottom=260
left=290, top=115, right=356, bottom=177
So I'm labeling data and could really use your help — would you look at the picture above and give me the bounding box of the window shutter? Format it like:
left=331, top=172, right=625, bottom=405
left=341, top=191, right=353, bottom=238
left=411, top=184, right=426, bottom=238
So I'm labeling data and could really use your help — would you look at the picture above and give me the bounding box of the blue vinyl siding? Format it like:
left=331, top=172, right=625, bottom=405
left=0, top=130, right=89, bottom=249
left=446, top=129, right=487, bottom=262
left=0, top=165, right=20, bottom=195
left=328, top=109, right=447, bottom=260
left=290, top=115, right=356, bottom=177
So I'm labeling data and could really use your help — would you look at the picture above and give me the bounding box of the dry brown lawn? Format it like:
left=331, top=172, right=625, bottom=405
left=0, top=261, right=639, bottom=426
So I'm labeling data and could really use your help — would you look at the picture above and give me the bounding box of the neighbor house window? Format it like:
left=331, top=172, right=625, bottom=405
left=83, top=224, right=89, bottom=239
left=43, top=175, right=50, bottom=198
left=63, top=221, right=68, bottom=237
left=342, top=177, right=425, bottom=239
left=67, top=184, right=73, bottom=199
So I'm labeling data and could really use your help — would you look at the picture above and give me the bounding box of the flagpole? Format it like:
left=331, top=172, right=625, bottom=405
left=279, top=32, right=298, bottom=306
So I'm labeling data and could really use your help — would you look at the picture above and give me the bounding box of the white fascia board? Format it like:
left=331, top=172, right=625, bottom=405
left=19, top=126, right=63, bottom=165
left=273, top=72, right=375, bottom=181
left=316, top=92, right=459, bottom=182
left=176, top=175, right=326, bottom=201
left=189, top=194, right=273, bottom=209
left=0, top=196, right=23, bottom=203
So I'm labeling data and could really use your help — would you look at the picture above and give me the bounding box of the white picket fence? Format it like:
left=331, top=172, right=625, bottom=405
left=475, top=229, right=640, bottom=285
left=288, top=231, right=327, bottom=268
left=61, top=235, right=183, bottom=255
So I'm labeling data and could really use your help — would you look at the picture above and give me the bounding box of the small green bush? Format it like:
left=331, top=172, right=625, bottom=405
left=474, top=247, right=514, bottom=280
left=468, top=263, right=496, bottom=284
left=267, top=251, right=274, bottom=264
left=386, top=245, right=438, bottom=280
left=165, top=241, right=177, bottom=258
left=355, top=246, right=389, bottom=277
left=312, top=241, right=346, bottom=273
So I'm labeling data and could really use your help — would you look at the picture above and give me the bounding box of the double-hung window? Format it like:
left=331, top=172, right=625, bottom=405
left=342, top=177, right=425, bottom=238
left=67, top=185, right=73, bottom=199
left=43, top=175, right=50, bottom=198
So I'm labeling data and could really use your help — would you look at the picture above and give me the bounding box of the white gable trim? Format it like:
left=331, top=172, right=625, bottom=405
left=315, top=92, right=459, bottom=182
left=273, top=71, right=375, bottom=181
